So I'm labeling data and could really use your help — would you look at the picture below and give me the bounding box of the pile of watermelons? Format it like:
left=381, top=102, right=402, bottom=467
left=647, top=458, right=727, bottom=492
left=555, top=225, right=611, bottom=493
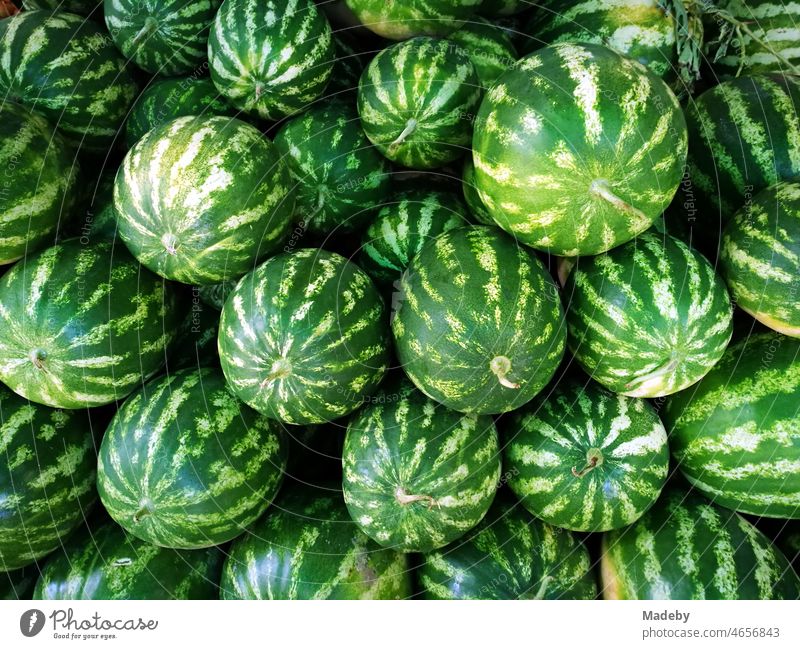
left=1, top=0, right=799, bottom=601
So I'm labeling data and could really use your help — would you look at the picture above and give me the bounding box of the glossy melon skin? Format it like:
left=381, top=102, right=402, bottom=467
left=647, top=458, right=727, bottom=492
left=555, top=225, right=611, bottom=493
left=345, top=0, right=482, bottom=39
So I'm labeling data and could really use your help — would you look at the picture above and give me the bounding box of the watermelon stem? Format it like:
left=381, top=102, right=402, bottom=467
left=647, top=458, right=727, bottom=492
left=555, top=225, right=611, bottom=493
left=490, top=355, right=520, bottom=389
left=388, top=119, right=418, bottom=153
left=260, top=358, right=292, bottom=388
left=395, top=487, right=438, bottom=509
left=589, top=180, right=646, bottom=223
left=132, top=506, right=151, bottom=523
left=624, top=357, right=680, bottom=394
left=132, top=17, right=160, bottom=48
left=29, top=348, right=48, bottom=370
left=571, top=450, right=603, bottom=478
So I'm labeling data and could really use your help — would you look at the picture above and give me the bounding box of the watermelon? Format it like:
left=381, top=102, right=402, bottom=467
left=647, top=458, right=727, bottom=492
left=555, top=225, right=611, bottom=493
left=392, top=225, right=566, bottom=415
left=720, top=182, right=800, bottom=337
left=0, top=239, right=179, bottom=409
left=684, top=74, right=800, bottom=231
left=208, top=0, right=334, bottom=120
left=0, top=102, right=79, bottom=265
left=220, top=487, right=412, bottom=599
left=1, top=566, right=37, bottom=600
left=0, top=11, right=137, bottom=153
left=709, top=1, right=800, bottom=77
left=358, top=36, right=481, bottom=169
left=105, top=0, right=220, bottom=76
left=461, top=157, right=493, bottom=224
left=22, top=1, right=101, bottom=14
left=0, top=384, right=96, bottom=571
left=601, top=488, right=800, bottom=599
left=504, top=378, right=669, bottom=532
left=97, top=367, right=288, bottom=549
left=419, top=495, right=597, bottom=599
left=34, top=521, right=223, bottom=599
left=342, top=377, right=500, bottom=553
left=344, top=0, right=481, bottom=39
left=167, top=293, right=220, bottom=370
left=473, top=42, right=688, bottom=256
left=218, top=248, right=390, bottom=425
left=564, top=232, right=733, bottom=398
left=326, top=34, right=368, bottom=97
left=523, top=0, right=678, bottom=79
left=125, top=77, right=235, bottom=149
left=662, top=332, right=800, bottom=519
left=198, top=280, right=234, bottom=311
left=358, top=189, right=469, bottom=286
left=273, top=101, right=391, bottom=238
left=448, top=16, right=518, bottom=86
left=114, top=115, right=295, bottom=285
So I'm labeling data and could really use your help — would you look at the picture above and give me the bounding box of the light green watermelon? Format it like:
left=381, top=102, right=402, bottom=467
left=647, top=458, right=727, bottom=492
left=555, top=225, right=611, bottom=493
left=473, top=42, right=687, bottom=256
left=358, top=36, right=481, bottom=169
left=504, top=378, right=669, bottom=532
left=97, top=367, right=288, bottom=549
left=342, top=377, right=500, bottom=553
left=345, top=0, right=482, bottom=39
left=0, top=239, right=179, bottom=408
left=218, top=248, right=390, bottom=425
left=114, top=116, right=295, bottom=285
left=392, top=225, right=566, bottom=414
left=565, top=232, right=733, bottom=398
left=663, top=332, right=800, bottom=519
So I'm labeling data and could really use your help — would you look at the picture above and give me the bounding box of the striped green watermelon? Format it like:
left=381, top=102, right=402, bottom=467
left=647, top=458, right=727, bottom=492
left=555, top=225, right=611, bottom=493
left=345, top=0, right=481, bottom=39
left=125, top=77, right=235, bottom=149
left=198, top=280, right=234, bottom=311
left=565, top=232, right=733, bottom=398
left=709, top=1, right=800, bottom=77
left=663, top=332, right=800, bottom=519
left=221, top=487, right=412, bottom=599
left=358, top=36, right=481, bottom=169
left=34, top=521, right=223, bottom=599
left=419, top=495, right=597, bottom=599
left=720, top=182, right=800, bottom=337
left=392, top=225, right=566, bottom=415
left=684, top=74, right=800, bottom=229
left=473, top=42, right=687, bottom=256
left=523, top=0, right=678, bottom=78
left=0, top=239, right=179, bottom=409
left=359, top=189, right=469, bottom=286
left=97, top=367, right=288, bottom=549
left=601, top=488, right=800, bottom=599
left=218, top=248, right=390, bottom=425
left=66, top=169, right=119, bottom=244
left=0, top=102, right=79, bottom=265
left=326, top=34, right=368, bottom=97
left=449, top=16, right=518, bottom=86
left=105, top=0, right=220, bottom=76
left=0, top=11, right=137, bottom=153
left=1, top=566, right=37, bottom=600
left=461, top=157, right=493, bottom=224
left=342, top=377, right=500, bottom=553
left=208, top=0, right=334, bottom=120
left=114, top=116, right=295, bottom=285
left=0, top=384, right=96, bottom=572
left=22, top=1, right=101, bottom=14
left=273, top=101, right=391, bottom=238
left=504, top=378, right=669, bottom=532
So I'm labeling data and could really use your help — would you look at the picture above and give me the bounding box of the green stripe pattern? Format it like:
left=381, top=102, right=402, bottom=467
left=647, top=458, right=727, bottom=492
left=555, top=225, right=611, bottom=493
left=663, top=332, right=800, bottom=519
left=98, top=368, right=288, bottom=549
left=565, top=232, right=733, bottom=398
left=342, top=377, right=500, bottom=553
left=218, top=248, right=390, bottom=425
left=392, top=225, right=566, bottom=415
left=22, top=1, right=101, bottom=14
left=601, top=489, right=800, bottom=599
left=419, top=496, right=597, bottom=599
left=0, top=384, right=95, bottom=571
left=358, top=36, right=481, bottom=169
left=345, top=0, right=482, bottom=39
left=461, top=157, right=494, bottom=224
left=359, top=189, right=469, bottom=286
left=125, top=77, right=235, bottom=149
left=524, top=0, right=678, bottom=78
left=115, top=116, right=295, bottom=286
left=449, top=16, right=518, bottom=86
left=34, top=521, right=223, bottom=599
left=208, top=0, right=334, bottom=120
left=105, top=0, right=220, bottom=76
left=0, top=239, right=179, bottom=409
left=685, top=74, right=800, bottom=223
left=473, top=42, right=687, bottom=256
left=712, top=1, right=800, bottom=76
left=0, top=11, right=137, bottom=152
left=0, top=102, right=78, bottom=265
left=505, top=378, right=669, bottom=532
left=274, top=101, right=391, bottom=237
left=721, top=182, right=800, bottom=337
left=221, top=488, right=412, bottom=599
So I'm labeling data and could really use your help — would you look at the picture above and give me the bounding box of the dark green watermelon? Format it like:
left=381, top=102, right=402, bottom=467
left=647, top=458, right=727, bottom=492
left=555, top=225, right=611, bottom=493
left=448, top=15, right=518, bottom=86
left=167, top=291, right=220, bottom=370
